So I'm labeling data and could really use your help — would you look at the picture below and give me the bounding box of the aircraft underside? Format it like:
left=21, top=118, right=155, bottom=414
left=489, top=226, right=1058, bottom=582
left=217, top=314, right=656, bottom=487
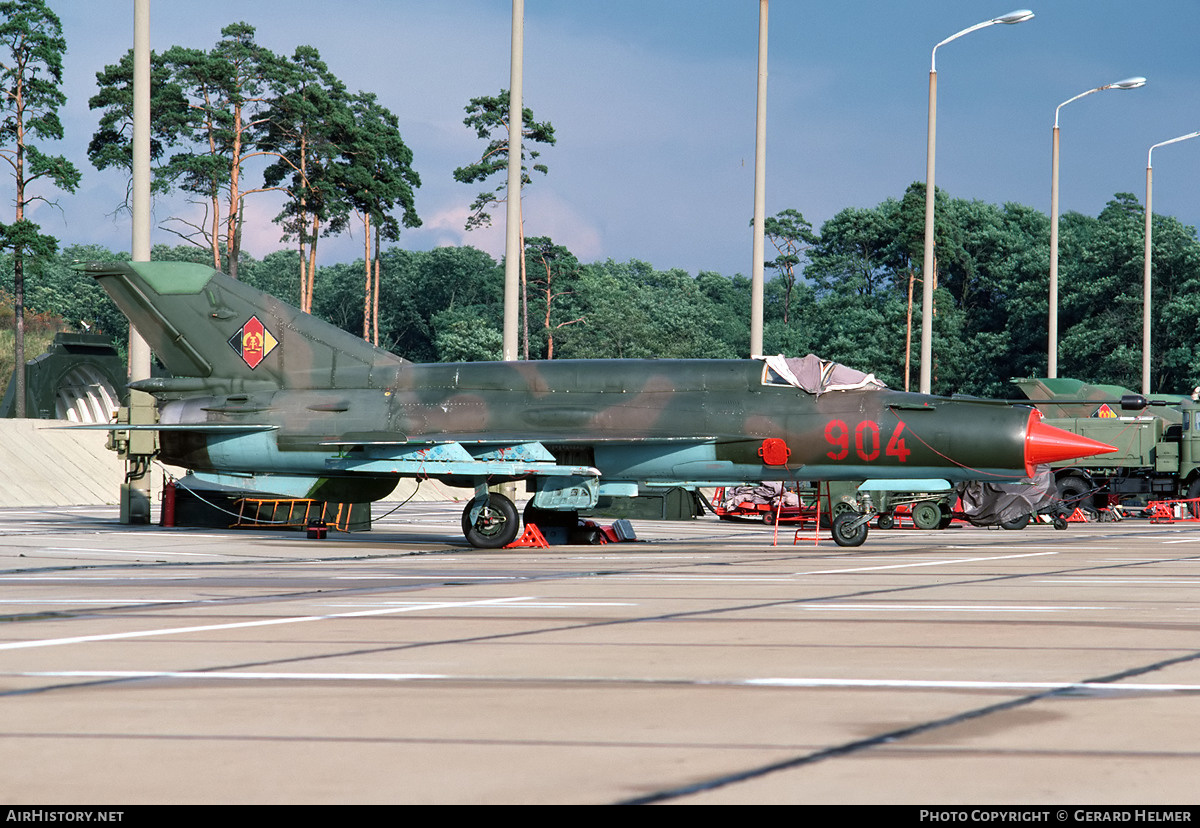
left=164, top=428, right=1046, bottom=548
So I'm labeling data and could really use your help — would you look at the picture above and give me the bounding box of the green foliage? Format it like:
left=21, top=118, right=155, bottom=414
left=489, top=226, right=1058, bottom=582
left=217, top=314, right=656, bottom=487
left=259, top=46, right=348, bottom=263
left=759, top=208, right=816, bottom=323
left=87, top=48, right=185, bottom=189
left=0, top=244, right=128, bottom=341
left=699, top=270, right=752, bottom=353
left=434, top=307, right=502, bottom=363
left=9, top=182, right=1200, bottom=400
left=551, top=260, right=738, bottom=360
left=0, top=297, right=67, bottom=401
left=806, top=199, right=910, bottom=298
left=452, top=90, right=556, bottom=230
left=307, top=245, right=501, bottom=362
left=0, top=218, right=56, bottom=257
left=764, top=186, right=1200, bottom=397
left=0, top=0, right=82, bottom=219
left=336, top=91, right=421, bottom=238
left=90, top=23, right=284, bottom=275
left=523, top=236, right=581, bottom=359
left=243, top=248, right=302, bottom=306
left=0, top=0, right=68, bottom=142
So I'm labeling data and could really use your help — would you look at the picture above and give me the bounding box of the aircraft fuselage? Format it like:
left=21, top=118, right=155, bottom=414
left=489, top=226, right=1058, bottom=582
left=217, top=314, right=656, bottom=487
left=157, top=358, right=1033, bottom=489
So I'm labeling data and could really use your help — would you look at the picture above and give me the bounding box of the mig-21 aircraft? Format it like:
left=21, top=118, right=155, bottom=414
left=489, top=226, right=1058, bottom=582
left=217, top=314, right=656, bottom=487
left=76, top=261, right=1116, bottom=548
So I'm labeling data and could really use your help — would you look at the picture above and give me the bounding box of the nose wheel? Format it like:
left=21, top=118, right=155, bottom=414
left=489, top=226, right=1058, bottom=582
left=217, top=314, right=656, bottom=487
left=831, top=511, right=870, bottom=547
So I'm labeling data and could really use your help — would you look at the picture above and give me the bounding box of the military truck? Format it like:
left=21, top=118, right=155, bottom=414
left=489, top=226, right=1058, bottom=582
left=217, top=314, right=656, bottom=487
left=1014, top=378, right=1197, bottom=510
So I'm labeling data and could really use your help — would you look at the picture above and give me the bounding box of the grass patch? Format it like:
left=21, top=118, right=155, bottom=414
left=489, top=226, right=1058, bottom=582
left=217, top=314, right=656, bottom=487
left=0, top=292, right=71, bottom=404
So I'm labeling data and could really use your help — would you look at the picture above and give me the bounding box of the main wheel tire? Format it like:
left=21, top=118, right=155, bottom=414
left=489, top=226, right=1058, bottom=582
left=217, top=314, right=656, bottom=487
left=912, top=501, right=942, bottom=530
left=462, top=493, right=520, bottom=549
left=1000, top=513, right=1031, bottom=530
left=831, top=512, right=868, bottom=547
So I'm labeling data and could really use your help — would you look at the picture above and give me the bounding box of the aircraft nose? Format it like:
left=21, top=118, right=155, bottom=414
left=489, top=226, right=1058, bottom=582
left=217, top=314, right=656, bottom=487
left=1024, top=411, right=1117, bottom=475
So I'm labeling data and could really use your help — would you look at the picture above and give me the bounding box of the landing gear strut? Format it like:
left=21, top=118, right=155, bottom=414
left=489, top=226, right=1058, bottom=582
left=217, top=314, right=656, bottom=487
left=830, top=492, right=876, bottom=547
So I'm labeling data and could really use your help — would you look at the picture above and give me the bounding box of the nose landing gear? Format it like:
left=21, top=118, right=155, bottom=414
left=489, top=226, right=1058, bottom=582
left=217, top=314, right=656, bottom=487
left=831, top=492, right=877, bottom=547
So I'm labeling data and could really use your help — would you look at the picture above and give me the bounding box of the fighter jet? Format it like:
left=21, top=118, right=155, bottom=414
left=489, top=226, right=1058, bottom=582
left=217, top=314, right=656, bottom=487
left=75, top=261, right=1116, bottom=548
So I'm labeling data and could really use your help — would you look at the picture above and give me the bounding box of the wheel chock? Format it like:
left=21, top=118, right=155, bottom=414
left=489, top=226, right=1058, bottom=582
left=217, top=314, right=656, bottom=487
left=506, top=523, right=550, bottom=548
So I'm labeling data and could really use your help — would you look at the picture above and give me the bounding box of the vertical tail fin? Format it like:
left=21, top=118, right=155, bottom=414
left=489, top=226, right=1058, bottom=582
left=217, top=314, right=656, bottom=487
left=76, top=261, right=407, bottom=390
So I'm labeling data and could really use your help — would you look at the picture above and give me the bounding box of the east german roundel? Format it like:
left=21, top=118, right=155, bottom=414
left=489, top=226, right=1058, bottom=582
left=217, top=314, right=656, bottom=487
left=228, top=315, right=278, bottom=369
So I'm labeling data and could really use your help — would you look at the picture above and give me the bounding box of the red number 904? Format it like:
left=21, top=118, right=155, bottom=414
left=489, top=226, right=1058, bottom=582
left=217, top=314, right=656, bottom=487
left=825, top=419, right=910, bottom=463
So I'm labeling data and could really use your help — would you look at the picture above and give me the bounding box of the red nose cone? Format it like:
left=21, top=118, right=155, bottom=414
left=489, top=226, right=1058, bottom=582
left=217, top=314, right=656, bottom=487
left=1024, top=411, right=1117, bottom=475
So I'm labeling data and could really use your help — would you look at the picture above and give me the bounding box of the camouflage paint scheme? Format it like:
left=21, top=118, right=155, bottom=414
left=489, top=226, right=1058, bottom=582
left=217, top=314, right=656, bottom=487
left=1012, top=376, right=1185, bottom=424
left=77, top=261, right=1108, bottom=547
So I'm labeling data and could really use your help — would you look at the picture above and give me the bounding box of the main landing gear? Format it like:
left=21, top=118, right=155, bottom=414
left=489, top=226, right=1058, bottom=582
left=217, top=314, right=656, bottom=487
left=461, top=492, right=520, bottom=548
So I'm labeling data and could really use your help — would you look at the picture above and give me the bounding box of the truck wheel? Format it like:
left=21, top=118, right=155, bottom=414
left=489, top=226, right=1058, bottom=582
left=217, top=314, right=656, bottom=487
left=1057, top=475, right=1094, bottom=513
left=912, top=501, right=942, bottom=530
left=822, top=501, right=853, bottom=530
left=1187, top=479, right=1200, bottom=518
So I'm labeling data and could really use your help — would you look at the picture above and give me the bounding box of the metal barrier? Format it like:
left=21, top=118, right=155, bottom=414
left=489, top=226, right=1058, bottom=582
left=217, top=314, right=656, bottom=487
left=1147, top=499, right=1200, bottom=523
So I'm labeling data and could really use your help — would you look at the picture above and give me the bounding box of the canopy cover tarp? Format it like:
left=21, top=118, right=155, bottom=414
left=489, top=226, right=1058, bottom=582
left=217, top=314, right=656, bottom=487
left=761, top=354, right=886, bottom=395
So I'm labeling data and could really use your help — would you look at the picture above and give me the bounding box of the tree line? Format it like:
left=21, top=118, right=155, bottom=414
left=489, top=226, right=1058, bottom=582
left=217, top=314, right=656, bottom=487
left=5, top=180, right=1200, bottom=401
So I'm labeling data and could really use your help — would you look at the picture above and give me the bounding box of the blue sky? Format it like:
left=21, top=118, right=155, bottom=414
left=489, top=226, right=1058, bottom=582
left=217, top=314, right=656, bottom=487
left=28, top=1, right=1200, bottom=278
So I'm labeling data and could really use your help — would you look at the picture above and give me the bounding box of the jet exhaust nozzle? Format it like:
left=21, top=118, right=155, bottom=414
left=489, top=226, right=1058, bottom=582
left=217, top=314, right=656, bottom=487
left=1024, top=411, right=1117, bottom=475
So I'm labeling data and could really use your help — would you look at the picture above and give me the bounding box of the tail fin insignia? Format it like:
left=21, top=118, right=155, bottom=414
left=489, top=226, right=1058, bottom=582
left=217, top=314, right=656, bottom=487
left=74, top=260, right=408, bottom=390
left=228, top=316, right=278, bottom=370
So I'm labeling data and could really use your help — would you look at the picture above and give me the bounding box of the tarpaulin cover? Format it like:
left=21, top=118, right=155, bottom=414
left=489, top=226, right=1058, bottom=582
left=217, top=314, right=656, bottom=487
left=721, top=481, right=799, bottom=509
left=762, top=354, right=885, bottom=395
left=956, top=466, right=1057, bottom=525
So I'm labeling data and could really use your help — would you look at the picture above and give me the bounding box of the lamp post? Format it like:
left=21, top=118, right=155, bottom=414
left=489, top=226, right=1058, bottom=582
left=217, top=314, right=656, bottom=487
left=503, top=0, right=524, bottom=362
left=1143, top=131, right=1200, bottom=394
left=1047, top=77, right=1146, bottom=379
left=921, top=9, right=1033, bottom=395
left=123, top=0, right=153, bottom=524
left=750, top=0, right=768, bottom=358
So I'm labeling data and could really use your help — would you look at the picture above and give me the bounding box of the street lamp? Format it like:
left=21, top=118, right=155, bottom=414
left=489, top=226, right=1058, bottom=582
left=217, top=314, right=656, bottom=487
left=751, top=0, right=768, bottom=358
left=1143, top=131, right=1200, bottom=394
left=1047, top=76, right=1146, bottom=379
left=921, top=9, right=1034, bottom=395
